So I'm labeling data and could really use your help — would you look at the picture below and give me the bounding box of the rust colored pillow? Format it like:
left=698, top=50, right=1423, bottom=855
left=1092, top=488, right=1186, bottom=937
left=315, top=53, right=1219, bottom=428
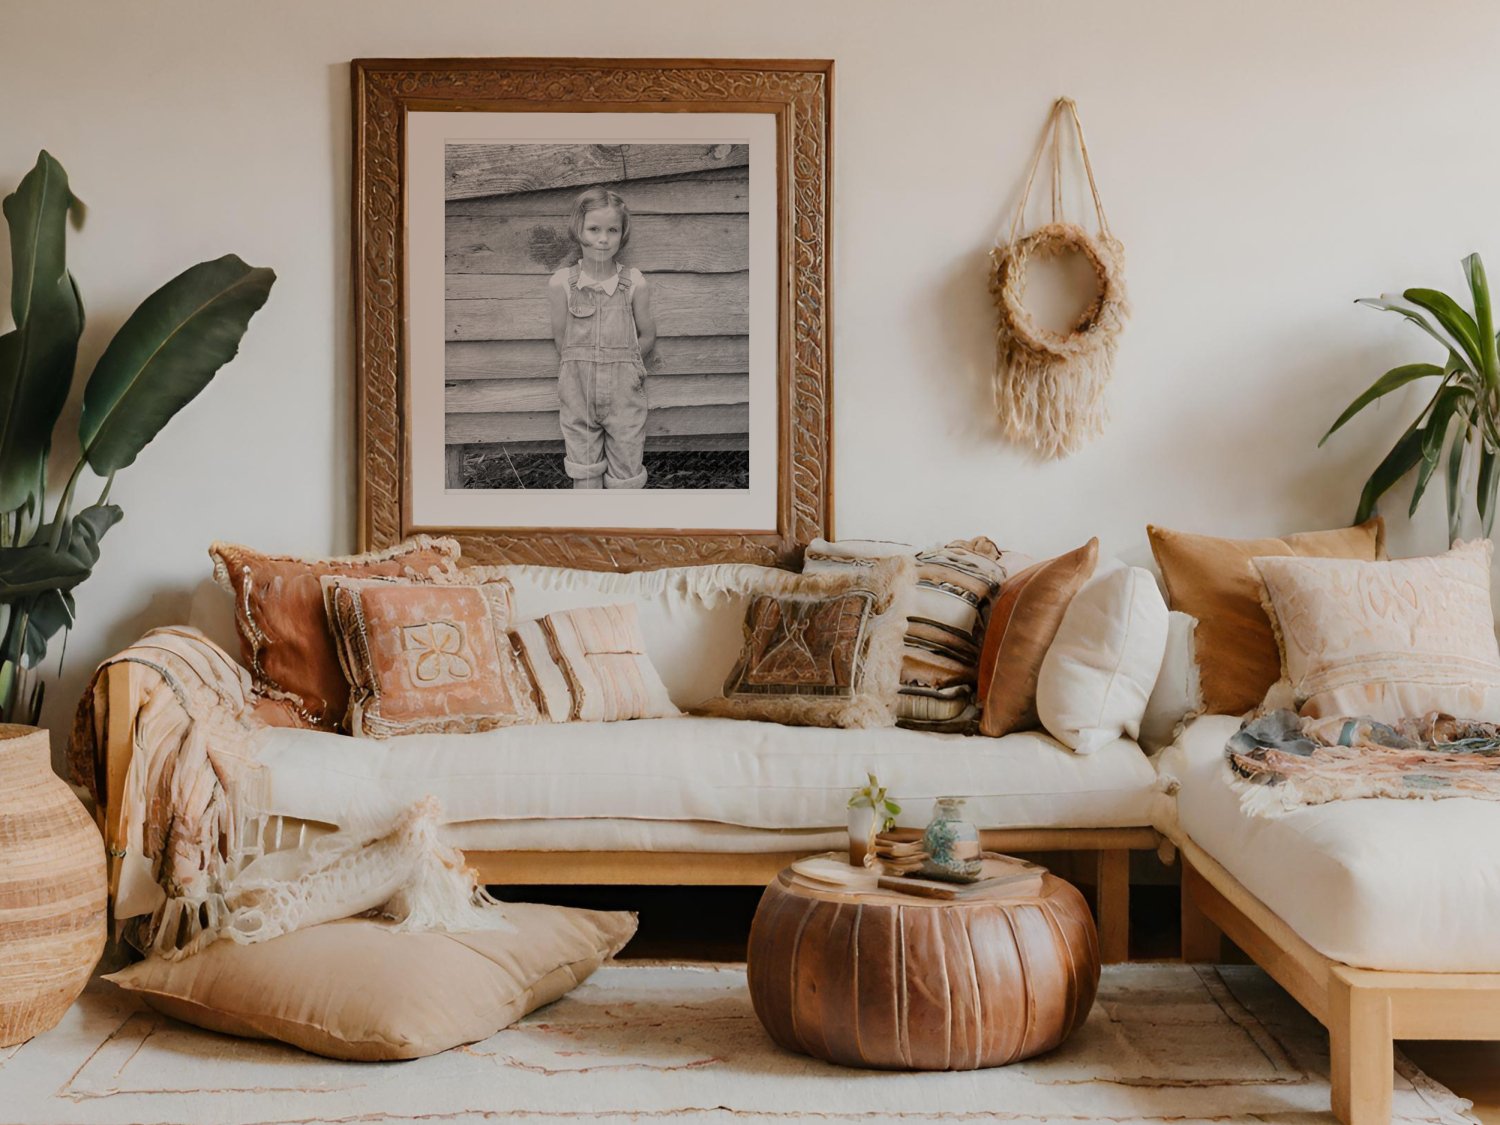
left=1147, top=518, right=1385, bottom=716
left=210, top=537, right=461, bottom=730
left=977, top=539, right=1099, bottom=738
left=323, top=575, right=539, bottom=738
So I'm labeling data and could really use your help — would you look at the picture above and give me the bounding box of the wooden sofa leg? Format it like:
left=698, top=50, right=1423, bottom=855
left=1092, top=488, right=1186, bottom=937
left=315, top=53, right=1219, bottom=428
left=1094, top=849, right=1129, bottom=964
left=1328, top=968, right=1393, bottom=1125
left=1179, top=858, right=1224, bottom=963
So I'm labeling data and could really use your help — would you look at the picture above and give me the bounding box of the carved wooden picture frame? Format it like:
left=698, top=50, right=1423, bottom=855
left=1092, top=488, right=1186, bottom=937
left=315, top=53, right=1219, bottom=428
left=352, top=58, right=832, bottom=569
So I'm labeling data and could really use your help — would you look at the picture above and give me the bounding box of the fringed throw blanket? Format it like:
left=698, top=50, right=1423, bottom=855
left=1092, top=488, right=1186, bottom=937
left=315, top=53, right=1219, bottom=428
left=69, top=627, right=510, bottom=959
left=1226, top=708, right=1500, bottom=816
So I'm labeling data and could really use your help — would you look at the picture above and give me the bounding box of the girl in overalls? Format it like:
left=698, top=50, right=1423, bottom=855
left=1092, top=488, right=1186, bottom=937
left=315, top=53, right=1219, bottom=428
left=547, top=187, right=657, bottom=489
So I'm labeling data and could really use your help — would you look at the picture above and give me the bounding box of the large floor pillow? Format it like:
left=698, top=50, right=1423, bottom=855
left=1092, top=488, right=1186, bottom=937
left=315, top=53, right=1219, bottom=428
left=104, top=902, right=636, bottom=1060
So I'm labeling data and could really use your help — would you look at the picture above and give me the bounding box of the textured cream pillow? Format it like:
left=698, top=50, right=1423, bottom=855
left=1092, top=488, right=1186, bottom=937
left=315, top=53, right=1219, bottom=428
left=1254, top=540, right=1500, bottom=722
left=1138, top=611, right=1203, bottom=752
left=1035, top=564, right=1169, bottom=754
left=510, top=603, right=679, bottom=723
left=105, top=903, right=637, bottom=1061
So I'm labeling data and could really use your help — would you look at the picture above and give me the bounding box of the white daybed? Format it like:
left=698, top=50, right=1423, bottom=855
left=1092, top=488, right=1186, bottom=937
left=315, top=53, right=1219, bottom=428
left=1160, top=714, right=1500, bottom=1125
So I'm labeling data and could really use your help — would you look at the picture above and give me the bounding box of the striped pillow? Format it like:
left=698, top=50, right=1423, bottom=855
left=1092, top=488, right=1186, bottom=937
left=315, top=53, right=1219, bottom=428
left=510, top=603, right=679, bottom=723
left=803, top=538, right=1025, bottom=731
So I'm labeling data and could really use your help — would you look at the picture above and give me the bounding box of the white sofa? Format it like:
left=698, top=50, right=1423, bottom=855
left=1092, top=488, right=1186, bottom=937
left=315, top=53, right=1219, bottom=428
left=1159, top=714, right=1500, bottom=1124
left=98, top=560, right=1167, bottom=963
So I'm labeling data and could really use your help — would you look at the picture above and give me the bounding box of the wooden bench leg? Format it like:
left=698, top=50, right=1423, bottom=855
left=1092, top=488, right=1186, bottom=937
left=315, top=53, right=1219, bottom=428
left=1179, top=858, right=1224, bottom=963
left=1095, top=848, right=1129, bottom=964
left=1329, top=967, right=1393, bottom=1125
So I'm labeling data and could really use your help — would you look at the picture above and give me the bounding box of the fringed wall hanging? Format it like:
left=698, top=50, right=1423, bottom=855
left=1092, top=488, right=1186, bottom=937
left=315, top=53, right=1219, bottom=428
left=990, top=97, right=1129, bottom=460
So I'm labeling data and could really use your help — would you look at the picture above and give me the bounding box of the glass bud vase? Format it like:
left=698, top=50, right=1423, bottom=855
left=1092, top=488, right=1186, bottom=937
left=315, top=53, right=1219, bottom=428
left=921, top=797, right=983, bottom=882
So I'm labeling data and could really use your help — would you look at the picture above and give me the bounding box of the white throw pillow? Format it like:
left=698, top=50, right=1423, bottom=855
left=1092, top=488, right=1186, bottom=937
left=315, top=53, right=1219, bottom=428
left=1036, top=564, right=1169, bottom=754
left=1138, top=611, right=1202, bottom=752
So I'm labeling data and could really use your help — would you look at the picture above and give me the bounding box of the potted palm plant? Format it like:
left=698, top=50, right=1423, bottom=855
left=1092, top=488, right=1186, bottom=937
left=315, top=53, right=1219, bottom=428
left=1323, top=253, right=1500, bottom=544
left=0, top=150, right=274, bottom=724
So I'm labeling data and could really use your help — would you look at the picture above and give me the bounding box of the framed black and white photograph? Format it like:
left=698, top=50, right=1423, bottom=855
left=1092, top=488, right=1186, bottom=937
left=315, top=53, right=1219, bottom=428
left=353, top=58, right=833, bottom=569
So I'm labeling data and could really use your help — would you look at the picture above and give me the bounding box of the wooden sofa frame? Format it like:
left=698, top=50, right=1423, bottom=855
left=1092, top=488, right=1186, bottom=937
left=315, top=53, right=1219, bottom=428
left=99, top=661, right=1157, bottom=963
left=1178, top=835, right=1500, bottom=1125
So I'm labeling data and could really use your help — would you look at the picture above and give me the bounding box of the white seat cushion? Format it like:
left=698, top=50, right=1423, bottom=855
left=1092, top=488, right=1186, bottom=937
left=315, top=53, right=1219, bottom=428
left=248, top=717, right=1157, bottom=834
left=1158, top=714, right=1500, bottom=972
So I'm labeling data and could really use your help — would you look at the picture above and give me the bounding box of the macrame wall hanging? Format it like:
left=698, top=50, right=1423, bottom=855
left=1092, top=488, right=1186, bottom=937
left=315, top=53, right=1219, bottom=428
left=990, top=97, right=1129, bottom=460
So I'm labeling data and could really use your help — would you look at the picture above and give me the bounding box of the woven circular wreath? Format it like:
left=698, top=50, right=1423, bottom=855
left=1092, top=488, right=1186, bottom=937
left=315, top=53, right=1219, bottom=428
left=990, top=221, right=1127, bottom=358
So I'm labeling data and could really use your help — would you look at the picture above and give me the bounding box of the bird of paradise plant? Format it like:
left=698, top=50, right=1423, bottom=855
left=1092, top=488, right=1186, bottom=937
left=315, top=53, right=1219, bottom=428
left=1322, top=253, right=1500, bottom=545
left=0, top=151, right=274, bottom=724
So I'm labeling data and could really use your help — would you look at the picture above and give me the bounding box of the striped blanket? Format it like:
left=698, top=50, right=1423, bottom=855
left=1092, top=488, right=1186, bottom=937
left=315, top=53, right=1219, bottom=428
left=1225, top=708, right=1500, bottom=816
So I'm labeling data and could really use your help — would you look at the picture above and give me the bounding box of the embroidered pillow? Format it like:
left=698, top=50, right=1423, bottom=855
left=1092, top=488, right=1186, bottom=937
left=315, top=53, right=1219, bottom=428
left=210, top=537, right=461, bottom=730
left=976, top=538, right=1099, bottom=738
left=700, top=555, right=915, bottom=729
left=804, top=538, right=1026, bottom=731
left=510, top=603, right=679, bottom=723
left=322, top=575, right=539, bottom=738
left=1253, top=540, right=1500, bottom=723
left=1147, top=519, right=1385, bottom=716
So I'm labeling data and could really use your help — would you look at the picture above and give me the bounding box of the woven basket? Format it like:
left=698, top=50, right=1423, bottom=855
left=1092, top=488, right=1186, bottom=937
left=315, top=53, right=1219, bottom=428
left=0, top=724, right=106, bottom=1046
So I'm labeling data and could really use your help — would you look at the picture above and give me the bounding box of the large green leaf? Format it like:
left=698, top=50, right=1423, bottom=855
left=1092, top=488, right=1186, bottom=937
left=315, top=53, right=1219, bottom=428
left=1481, top=447, right=1500, bottom=536
left=1320, top=362, right=1443, bottom=446
left=1462, top=253, right=1499, bottom=391
left=0, top=151, right=83, bottom=512
left=1410, top=387, right=1469, bottom=517
left=1357, top=296, right=1476, bottom=372
left=1404, top=287, right=1483, bottom=373
left=1355, top=421, right=1426, bottom=524
left=1445, top=408, right=1474, bottom=544
left=79, top=254, right=274, bottom=474
left=0, top=542, right=90, bottom=598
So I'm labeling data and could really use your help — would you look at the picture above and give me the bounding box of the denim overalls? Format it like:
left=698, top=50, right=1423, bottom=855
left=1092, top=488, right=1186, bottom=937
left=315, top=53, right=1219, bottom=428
left=557, top=263, right=649, bottom=488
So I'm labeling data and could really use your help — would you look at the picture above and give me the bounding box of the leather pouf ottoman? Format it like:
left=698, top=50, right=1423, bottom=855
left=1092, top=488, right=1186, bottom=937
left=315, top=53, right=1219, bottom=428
left=747, top=866, right=1099, bottom=1070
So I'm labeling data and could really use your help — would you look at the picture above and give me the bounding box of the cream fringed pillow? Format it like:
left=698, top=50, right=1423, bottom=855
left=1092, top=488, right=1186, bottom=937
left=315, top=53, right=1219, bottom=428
left=698, top=555, right=915, bottom=729
left=322, top=574, right=540, bottom=738
left=1254, top=540, right=1500, bottom=722
left=105, top=904, right=637, bottom=1061
left=510, top=603, right=679, bottom=723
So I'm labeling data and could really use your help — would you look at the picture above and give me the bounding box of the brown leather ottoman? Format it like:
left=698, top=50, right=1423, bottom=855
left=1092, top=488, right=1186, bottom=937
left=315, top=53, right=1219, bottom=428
left=747, top=864, right=1100, bottom=1070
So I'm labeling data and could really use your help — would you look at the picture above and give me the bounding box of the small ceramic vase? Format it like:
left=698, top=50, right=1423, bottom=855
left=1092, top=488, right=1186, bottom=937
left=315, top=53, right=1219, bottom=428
left=921, top=796, right=983, bottom=882
left=847, top=804, right=878, bottom=867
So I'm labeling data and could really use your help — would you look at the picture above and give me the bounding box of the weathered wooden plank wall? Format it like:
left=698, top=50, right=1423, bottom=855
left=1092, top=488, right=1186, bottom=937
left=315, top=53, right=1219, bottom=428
left=443, top=144, right=751, bottom=483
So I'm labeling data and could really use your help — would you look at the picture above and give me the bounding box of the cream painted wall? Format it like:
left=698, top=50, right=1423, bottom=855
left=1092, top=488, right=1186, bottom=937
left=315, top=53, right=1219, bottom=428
left=2, top=0, right=1498, bottom=746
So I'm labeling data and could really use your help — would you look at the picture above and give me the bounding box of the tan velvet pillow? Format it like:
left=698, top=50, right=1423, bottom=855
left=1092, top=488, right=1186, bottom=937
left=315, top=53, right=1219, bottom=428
left=211, top=537, right=461, bottom=730
left=1255, top=540, right=1500, bottom=722
left=1147, top=518, right=1385, bottom=716
left=323, top=575, right=540, bottom=738
left=104, top=904, right=637, bottom=1061
left=509, top=603, right=679, bottom=723
left=698, top=555, right=915, bottom=729
left=976, top=538, right=1099, bottom=737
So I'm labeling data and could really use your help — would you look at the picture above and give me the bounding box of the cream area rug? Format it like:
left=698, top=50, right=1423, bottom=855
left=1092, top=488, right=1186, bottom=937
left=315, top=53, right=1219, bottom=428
left=0, top=963, right=1475, bottom=1124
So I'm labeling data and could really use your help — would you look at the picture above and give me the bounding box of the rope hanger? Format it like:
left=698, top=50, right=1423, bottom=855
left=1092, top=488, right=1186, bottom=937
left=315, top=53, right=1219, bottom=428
left=989, top=97, right=1129, bottom=461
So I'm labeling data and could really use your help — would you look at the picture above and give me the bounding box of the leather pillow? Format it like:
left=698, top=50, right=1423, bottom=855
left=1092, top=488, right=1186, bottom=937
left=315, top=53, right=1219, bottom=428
left=977, top=539, right=1098, bottom=738
left=104, top=903, right=637, bottom=1061
left=1147, top=518, right=1385, bottom=716
left=323, top=575, right=540, bottom=738
left=210, top=537, right=461, bottom=730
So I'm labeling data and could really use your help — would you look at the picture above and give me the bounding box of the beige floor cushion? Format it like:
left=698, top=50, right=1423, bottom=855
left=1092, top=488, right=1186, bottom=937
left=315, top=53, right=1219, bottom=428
left=105, top=902, right=637, bottom=1060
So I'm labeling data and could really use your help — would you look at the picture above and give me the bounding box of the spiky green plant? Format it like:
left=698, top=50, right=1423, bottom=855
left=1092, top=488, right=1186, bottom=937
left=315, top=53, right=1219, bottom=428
left=1323, top=253, right=1500, bottom=544
left=0, top=151, right=274, bottom=724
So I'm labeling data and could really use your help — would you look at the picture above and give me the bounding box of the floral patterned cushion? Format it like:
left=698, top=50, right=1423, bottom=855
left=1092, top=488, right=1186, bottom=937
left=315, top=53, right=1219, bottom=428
left=322, top=574, right=539, bottom=738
